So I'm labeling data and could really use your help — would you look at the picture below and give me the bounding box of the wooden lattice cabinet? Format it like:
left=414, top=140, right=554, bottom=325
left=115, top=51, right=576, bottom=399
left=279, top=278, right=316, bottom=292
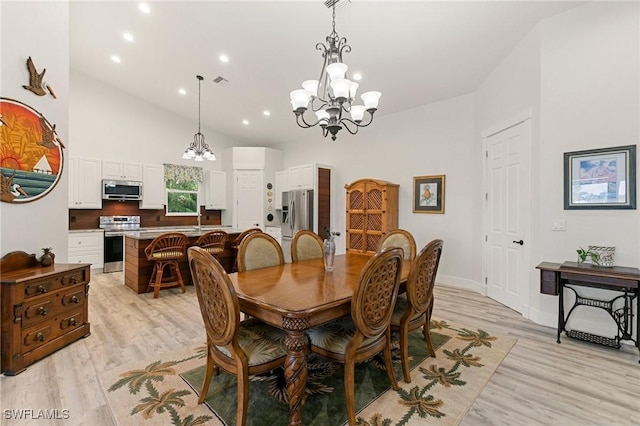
left=345, top=178, right=399, bottom=255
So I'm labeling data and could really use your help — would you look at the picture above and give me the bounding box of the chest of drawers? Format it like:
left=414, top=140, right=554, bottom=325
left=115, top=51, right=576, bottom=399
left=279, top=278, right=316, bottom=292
left=1, top=251, right=91, bottom=375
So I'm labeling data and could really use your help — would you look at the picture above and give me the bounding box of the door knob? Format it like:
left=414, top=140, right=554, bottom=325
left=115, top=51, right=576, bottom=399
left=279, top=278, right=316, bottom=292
left=512, top=240, right=524, bottom=246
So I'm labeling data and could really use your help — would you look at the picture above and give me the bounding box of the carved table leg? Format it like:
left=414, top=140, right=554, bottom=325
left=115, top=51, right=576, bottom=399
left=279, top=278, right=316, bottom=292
left=282, top=316, right=310, bottom=426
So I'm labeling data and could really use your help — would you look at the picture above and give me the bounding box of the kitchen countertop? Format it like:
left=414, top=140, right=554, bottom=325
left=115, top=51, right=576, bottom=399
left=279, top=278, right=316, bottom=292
left=69, top=229, right=104, bottom=233
left=123, top=226, right=246, bottom=240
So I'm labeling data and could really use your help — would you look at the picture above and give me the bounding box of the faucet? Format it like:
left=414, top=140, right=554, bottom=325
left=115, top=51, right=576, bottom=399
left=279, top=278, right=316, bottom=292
left=197, top=211, right=202, bottom=231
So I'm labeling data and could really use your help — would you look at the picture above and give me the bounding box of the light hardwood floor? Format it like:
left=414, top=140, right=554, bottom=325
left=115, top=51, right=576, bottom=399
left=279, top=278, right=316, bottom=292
left=0, top=271, right=638, bottom=425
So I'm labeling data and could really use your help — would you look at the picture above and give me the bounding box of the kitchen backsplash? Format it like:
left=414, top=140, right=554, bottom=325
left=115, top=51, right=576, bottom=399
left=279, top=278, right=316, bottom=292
left=69, top=200, right=222, bottom=230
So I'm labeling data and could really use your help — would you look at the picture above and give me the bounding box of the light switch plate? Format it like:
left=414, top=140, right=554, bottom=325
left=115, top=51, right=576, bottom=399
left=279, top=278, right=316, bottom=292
left=552, top=219, right=566, bottom=231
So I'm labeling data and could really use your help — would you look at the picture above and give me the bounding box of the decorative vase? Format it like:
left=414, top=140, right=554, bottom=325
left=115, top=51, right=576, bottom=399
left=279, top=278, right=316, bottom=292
left=323, top=238, right=336, bottom=272
left=41, top=247, right=55, bottom=266
left=588, top=245, right=615, bottom=267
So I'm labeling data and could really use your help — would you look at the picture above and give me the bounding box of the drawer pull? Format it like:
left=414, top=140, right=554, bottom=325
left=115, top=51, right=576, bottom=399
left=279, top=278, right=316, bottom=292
left=36, top=332, right=45, bottom=342
left=71, top=296, right=79, bottom=304
left=38, top=306, right=48, bottom=316
left=70, top=318, right=77, bottom=326
left=38, top=285, right=47, bottom=294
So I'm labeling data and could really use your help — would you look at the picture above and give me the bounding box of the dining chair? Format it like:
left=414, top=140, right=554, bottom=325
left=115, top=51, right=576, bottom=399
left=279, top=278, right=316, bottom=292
left=231, top=228, right=263, bottom=272
left=144, top=232, right=188, bottom=298
left=291, top=229, right=324, bottom=262
left=390, top=239, right=443, bottom=383
left=187, top=247, right=287, bottom=426
left=377, top=229, right=417, bottom=261
left=237, top=232, right=284, bottom=272
left=194, top=230, right=228, bottom=259
left=307, top=247, right=404, bottom=426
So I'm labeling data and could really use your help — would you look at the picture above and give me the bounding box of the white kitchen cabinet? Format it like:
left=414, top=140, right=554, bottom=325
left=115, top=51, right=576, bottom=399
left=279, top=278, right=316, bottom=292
left=68, top=231, right=104, bottom=269
left=275, top=170, right=288, bottom=210
left=204, top=171, right=227, bottom=210
left=68, top=157, right=102, bottom=209
left=102, top=160, right=143, bottom=181
left=140, top=163, right=165, bottom=209
left=265, top=226, right=282, bottom=246
left=288, top=164, right=314, bottom=190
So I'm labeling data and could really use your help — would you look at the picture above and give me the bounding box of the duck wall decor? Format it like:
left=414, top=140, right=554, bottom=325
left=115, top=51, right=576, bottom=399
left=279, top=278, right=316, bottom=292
left=22, top=56, right=56, bottom=99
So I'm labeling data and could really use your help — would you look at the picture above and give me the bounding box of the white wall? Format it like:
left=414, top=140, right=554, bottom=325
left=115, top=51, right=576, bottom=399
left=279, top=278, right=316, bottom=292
left=0, top=2, right=70, bottom=260
left=537, top=2, right=639, bottom=337
left=69, top=70, right=240, bottom=170
left=276, top=94, right=478, bottom=290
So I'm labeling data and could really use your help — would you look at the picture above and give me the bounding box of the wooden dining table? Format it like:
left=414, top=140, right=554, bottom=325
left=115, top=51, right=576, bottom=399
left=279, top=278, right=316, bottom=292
left=228, top=253, right=411, bottom=426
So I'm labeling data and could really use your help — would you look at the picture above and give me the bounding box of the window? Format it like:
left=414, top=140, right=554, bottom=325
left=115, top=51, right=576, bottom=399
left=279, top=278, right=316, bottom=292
left=166, top=178, right=199, bottom=216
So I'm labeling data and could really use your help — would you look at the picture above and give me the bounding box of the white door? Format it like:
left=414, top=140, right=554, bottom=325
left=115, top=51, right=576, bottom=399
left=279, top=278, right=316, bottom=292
left=235, top=170, right=262, bottom=229
left=484, top=118, right=531, bottom=314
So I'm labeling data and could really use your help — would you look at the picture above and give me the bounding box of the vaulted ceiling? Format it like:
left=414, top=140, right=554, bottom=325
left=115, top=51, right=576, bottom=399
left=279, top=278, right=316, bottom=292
left=70, top=1, right=584, bottom=146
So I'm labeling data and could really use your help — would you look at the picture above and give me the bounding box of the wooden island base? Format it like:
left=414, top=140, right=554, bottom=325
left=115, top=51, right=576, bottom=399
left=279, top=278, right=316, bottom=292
left=124, top=231, right=240, bottom=294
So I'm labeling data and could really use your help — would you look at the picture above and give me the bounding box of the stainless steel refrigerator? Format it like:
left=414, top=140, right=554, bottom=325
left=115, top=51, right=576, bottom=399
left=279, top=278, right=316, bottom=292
left=281, top=189, right=314, bottom=262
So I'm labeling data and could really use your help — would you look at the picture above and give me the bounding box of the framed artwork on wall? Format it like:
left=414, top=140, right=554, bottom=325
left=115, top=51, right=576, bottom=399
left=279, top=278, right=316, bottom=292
left=564, top=145, right=636, bottom=210
left=413, top=175, right=445, bottom=214
left=0, top=98, right=64, bottom=203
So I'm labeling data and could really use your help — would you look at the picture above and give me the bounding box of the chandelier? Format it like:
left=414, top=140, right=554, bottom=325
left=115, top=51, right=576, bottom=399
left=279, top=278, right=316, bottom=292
left=289, top=1, right=381, bottom=141
left=182, top=75, right=216, bottom=161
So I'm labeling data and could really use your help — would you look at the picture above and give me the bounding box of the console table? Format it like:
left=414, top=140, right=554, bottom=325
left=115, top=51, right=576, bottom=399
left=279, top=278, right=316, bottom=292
left=536, top=261, right=639, bottom=361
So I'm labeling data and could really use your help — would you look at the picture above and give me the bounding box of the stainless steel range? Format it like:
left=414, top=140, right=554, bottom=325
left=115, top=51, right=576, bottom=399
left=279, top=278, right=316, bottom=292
left=99, top=215, right=140, bottom=273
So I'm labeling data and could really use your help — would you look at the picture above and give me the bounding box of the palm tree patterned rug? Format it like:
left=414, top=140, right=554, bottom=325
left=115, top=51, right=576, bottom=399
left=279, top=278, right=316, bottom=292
left=102, top=319, right=516, bottom=425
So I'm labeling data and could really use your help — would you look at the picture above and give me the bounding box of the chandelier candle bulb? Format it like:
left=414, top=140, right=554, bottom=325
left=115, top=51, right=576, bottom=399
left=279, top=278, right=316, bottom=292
left=349, top=82, right=359, bottom=98
left=326, top=62, right=348, bottom=81
left=290, top=89, right=312, bottom=110
left=361, top=91, right=381, bottom=110
left=302, top=80, right=319, bottom=96
left=350, top=105, right=366, bottom=122
left=331, top=78, right=352, bottom=99
left=316, top=110, right=330, bottom=125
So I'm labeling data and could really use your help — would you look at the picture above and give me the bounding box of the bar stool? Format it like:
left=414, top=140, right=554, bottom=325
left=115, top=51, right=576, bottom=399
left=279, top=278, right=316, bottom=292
left=144, top=232, right=188, bottom=298
left=194, top=230, right=228, bottom=261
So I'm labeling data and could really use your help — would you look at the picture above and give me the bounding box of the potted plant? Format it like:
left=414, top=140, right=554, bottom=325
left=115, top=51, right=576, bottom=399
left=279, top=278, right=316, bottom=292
left=576, top=247, right=599, bottom=266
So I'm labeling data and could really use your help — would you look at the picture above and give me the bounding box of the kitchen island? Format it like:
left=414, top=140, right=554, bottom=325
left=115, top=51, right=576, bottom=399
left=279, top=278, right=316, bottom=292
left=123, top=227, right=243, bottom=294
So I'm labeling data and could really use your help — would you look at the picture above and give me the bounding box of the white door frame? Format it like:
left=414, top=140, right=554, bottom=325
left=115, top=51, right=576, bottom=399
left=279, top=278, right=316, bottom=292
left=481, top=108, right=534, bottom=317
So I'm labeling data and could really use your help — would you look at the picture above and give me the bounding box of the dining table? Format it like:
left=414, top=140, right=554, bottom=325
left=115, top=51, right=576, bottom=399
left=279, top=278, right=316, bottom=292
left=228, top=252, right=411, bottom=426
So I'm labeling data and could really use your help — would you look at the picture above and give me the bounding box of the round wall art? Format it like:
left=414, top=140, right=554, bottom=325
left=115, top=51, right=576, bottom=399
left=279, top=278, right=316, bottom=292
left=0, top=98, right=64, bottom=203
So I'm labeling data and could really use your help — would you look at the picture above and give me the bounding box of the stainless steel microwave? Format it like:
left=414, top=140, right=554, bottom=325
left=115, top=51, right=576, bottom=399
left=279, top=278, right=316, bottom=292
left=102, top=180, right=143, bottom=201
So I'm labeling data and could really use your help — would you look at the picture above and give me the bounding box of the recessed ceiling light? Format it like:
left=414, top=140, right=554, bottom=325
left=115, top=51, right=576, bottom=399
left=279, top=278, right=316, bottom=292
left=263, top=110, right=271, bottom=117
left=111, top=55, right=121, bottom=63
left=123, top=32, right=134, bottom=42
left=178, top=89, right=187, bottom=95
left=219, top=55, right=230, bottom=63
left=138, top=3, right=151, bottom=14
left=242, top=119, right=249, bottom=125
left=352, top=73, right=362, bottom=81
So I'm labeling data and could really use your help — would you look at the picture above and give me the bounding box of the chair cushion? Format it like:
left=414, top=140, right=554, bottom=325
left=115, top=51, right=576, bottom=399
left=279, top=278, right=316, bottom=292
left=308, top=317, right=381, bottom=355
left=381, top=234, right=412, bottom=260
left=244, top=238, right=281, bottom=270
left=151, top=251, right=183, bottom=259
left=296, top=236, right=323, bottom=261
left=390, top=294, right=424, bottom=326
left=217, top=319, right=287, bottom=366
left=203, top=247, right=224, bottom=254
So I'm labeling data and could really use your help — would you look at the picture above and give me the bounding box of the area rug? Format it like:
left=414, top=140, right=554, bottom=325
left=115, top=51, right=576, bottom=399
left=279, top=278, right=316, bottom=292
left=101, top=319, right=516, bottom=425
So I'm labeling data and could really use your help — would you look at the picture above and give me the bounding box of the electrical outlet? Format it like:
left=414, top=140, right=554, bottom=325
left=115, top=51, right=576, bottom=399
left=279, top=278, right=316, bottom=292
left=552, top=219, right=566, bottom=231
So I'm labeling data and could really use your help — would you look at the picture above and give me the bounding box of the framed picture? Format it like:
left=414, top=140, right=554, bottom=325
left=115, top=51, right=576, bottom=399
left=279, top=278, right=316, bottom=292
left=564, top=145, right=636, bottom=210
left=413, top=175, right=445, bottom=214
